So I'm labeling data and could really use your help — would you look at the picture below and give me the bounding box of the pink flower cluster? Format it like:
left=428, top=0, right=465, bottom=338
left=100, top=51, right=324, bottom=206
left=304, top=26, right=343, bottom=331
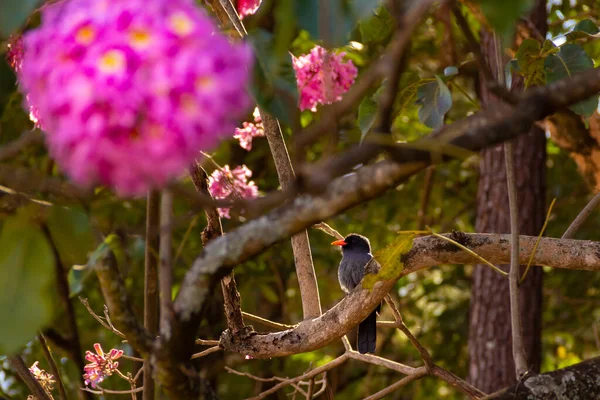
left=29, top=361, right=55, bottom=393
left=234, top=107, right=264, bottom=150
left=83, top=343, right=123, bottom=387
left=292, top=46, right=358, bottom=112
left=18, top=0, right=253, bottom=196
left=209, top=165, right=258, bottom=218
left=237, top=0, right=261, bottom=19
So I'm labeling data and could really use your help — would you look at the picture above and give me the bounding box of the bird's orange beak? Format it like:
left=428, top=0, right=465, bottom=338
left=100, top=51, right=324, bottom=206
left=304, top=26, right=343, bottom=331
left=331, top=240, right=347, bottom=246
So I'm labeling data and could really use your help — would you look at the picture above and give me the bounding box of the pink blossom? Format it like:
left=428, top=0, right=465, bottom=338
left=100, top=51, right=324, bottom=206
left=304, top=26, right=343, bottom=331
left=234, top=107, right=264, bottom=150
left=292, top=46, right=358, bottom=112
left=18, top=0, right=253, bottom=196
left=29, top=361, right=55, bottom=393
left=208, top=164, right=258, bottom=218
left=6, top=36, right=42, bottom=128
left=237, top=0, right=261, bottom=19
left=83, top=343, right=123, bottom=388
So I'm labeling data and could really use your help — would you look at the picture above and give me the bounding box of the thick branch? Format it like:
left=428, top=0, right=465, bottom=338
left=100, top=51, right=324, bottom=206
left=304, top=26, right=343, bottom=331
left=484, top=357, right=600, bottom=399
left=219, top=233, right=600, bottom=358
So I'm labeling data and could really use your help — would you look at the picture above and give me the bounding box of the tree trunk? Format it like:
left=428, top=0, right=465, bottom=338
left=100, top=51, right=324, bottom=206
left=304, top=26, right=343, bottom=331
left=468, top=1, right=547, bottom=393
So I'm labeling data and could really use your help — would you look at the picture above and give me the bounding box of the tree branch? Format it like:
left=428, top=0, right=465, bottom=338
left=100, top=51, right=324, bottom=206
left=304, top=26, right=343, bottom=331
left=562, top=191, right=600, bottom=239
left=159, top=189, right=174, bottom=337
left=38, top=333, right=67, bottom=400
left=218, top=233, right=600, bottom=359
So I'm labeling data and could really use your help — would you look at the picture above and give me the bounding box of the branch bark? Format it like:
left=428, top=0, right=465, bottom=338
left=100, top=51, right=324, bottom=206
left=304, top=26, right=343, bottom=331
left=8, top=356, right=51, bottom=400
left=218, top=233, right=600, bottom=359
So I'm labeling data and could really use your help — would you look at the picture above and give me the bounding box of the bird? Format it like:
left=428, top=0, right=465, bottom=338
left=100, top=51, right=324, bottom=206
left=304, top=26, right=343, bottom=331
left=332, top=233, right=378, bottom=354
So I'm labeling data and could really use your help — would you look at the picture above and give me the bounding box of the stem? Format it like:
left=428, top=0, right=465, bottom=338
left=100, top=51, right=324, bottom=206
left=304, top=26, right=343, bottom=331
left=261, top=111, right=322, bottom=319
left=38, top=333, right=68, bottom=400
left=143, top=190, right=160, bottom=400
left=159, top=189, right=173, bottom=336
left=8, top=356, right=51, bottom=400
left=496, top=31, right=528, bottom=378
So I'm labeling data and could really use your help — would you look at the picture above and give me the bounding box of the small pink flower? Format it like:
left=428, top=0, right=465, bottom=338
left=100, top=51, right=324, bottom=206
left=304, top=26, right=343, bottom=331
left=83, top=343, right=123, bottom=388
left=237, top=0, right=261, bottom=19
left=29, top=361, right=55, bottom=393
left=292, top=46, right=358, bottom=112
left=208, top=164, right=259, bottom=218
left=234, top=107, right=264, bottom=150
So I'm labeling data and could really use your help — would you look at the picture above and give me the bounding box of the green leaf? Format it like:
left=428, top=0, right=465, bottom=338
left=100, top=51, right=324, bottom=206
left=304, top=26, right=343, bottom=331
left=358, top=95, right=378, bottom=142
left=394, top=72, right=422, bottom=116
left=362, top=232, right=415, bottom=289
left=416, top=75, right=452, bottom=129
left=248, top=30, right=299, bottom=125
left=545, top=44, right=598, bottom=117
left=297, top=0, right=380, bottom=47
left=476, top=0, right=534, bottom=42
left=0, top=0, right=38, bottom=38
left=359, top=6, right=393, bottom=44
left=47, top=206, right=95, bottom=267
left=515, top=39, right=546, bottom=88
left=566, top=19, right=600, bottom=42
left=0, top=218, right=55, bottom=354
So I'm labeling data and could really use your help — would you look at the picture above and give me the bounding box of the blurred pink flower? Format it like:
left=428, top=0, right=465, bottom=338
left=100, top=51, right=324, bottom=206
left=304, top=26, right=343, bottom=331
left=234, top=107, right=264, bottom=150
left=83, top=343, right=123, bottom=388
left=29, top=361, right=55, bottom=393
left=208, top=164, right=258, bottom=218
left=237, top=0, right=261, bottom=19
left=18, top=0, right=253, bottom=196
left=292, top=46, right=357, bottom=112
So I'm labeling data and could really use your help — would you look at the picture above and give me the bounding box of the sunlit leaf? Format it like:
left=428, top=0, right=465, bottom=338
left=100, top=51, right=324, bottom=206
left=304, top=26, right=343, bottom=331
left=565, top=19, right=600, bottom=42
left=515, top=39, right=547, bottom=88
left=0, top=218, right=55, bottom=354
left=362, top=232, right=415, bottom=289
left=358, top=95, right=378, bottom=142
left=443, top=66, right=459, bottom=77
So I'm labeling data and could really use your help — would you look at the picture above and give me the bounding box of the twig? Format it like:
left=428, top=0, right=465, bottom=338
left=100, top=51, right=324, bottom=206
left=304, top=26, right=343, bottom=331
left=383, top=295, right=433, bottom=368
left=121, top=355, right=145, bottom=362
left=241, top=311, right=294, bottom=330
left=248, top=354, right=349, bottom=400
left=520, top=198, right=556, bottom=283
left=195, top=338, right=220, bottom=346
left=431, top=366, right=485, bottom=399
left=38, top=332, right=68, bottom=400
left=79, top=297, right=126, bottom=338
left=311, top=222, right=344, bottom=240
left=159, top=189, right=174, bottom=336
left=364, top=367, right=428, bottom=400
left=8, top=355, right=51, bottom=400
left=347, top=351, right=415, bottom=375
left=143, top=190, right=160, bottom=400
left=225, top=367, right=308, bottom=397
left=81, top=385, right=144, bottom=395
left=562, top=192, right=600, bottom=239
left=498, top=29, right=528, bottom=378
left=190, top=346, right=221, bottom=360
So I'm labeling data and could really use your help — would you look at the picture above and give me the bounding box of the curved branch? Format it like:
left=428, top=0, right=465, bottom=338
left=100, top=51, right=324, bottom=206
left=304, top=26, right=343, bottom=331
left=219, top=233, right=600, bottom=358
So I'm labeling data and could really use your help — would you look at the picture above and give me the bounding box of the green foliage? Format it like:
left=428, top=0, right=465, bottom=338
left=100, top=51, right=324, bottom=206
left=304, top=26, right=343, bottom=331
left=359, top=6, right=393, bottom=44
left=296, top=0, right=380, bottom=47
left=0, top=0, right=38, bottom=38
left=565, top=19, right=600, bottom=41
left=545, top=43, right=598, bottom=116
left=362, top=232, right=414, bottom=289
left=248, top=30, right=299, bottom=125
left=515, top=39, right=556, bottom=88
left=476, top=0, right=534, bottom=42
left=358, top=95, right=377, bottom=140
left=0, top=215, right=55, bottom=354
left=416, top=75, right=452, bottom=129
left=46, top=206, right=95, bottom=267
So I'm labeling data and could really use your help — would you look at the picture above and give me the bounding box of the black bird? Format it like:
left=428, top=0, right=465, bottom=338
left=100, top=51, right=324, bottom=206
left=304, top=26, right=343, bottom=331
left=332, top=234, right=378, bottom=354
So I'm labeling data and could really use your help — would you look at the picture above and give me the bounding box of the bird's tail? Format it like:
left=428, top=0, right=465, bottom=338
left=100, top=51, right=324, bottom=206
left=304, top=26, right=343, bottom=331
left=357, top=310, right=377, bottom=354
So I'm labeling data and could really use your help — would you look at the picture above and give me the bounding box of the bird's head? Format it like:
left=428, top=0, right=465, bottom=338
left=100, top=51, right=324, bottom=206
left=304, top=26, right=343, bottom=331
left=331, top=233, right=371, bottom=253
